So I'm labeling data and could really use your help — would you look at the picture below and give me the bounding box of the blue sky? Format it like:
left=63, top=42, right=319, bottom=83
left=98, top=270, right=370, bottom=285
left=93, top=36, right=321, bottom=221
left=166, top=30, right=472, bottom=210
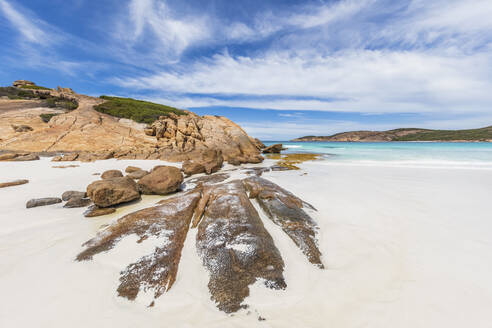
left=1, top=0, right=491, bottom=140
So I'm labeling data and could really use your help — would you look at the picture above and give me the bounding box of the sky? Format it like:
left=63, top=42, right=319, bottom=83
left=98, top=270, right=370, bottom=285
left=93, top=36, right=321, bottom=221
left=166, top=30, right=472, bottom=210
left=1, top=0, right=491, bottom=140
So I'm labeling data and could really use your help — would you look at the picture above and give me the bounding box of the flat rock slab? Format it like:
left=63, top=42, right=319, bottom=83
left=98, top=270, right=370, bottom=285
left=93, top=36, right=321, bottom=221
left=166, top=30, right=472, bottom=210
left=83, top=205, right=116, bottom=217
left=26, top=197, right=62, bottom=208
left=77, top=190, right=201, bottom=302
left=195, top=180, right=286, bottom=313
left=0, top=179, right=28, bottom=188
left=243, top=176, right=323, bottom=268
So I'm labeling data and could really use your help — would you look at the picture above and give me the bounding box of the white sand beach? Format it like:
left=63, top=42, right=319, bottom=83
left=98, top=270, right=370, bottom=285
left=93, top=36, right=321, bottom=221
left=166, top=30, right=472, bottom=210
left=1, top=158, right=492, bottom=327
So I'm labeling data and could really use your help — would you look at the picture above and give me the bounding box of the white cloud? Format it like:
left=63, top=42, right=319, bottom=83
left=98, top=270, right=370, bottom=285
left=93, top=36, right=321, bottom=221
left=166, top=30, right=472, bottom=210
left=0, top=0, right=52, bottom=44
left=115, top=49, right=492, bottom=114
left=120, top=0, right=210, bottom=57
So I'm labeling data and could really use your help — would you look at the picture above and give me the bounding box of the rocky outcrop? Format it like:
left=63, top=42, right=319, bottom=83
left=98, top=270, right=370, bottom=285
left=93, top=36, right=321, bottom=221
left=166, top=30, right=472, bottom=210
left=194, top=180, right=286, bottom=313
left=137, top=166, right=183, bottom=195
left=243, top=176, right=323, bottom=268
left=13, top=80, right=36, bottom=88
left=101, top=170, right=123, bottom=179
left=77, top=190, right=201, bottom=303
left=26, top=197, right=62, bottom=208
left=86, top=176, right=140, bottom=207
left=293, top=128, right=431, bottom=142
left=0, top=179, right=28, bottom=188
left=0, top=87, right=264, bottom=164
left=262, top=143, right=283, bottom=154
left=77, top=177, right=322, bottom=313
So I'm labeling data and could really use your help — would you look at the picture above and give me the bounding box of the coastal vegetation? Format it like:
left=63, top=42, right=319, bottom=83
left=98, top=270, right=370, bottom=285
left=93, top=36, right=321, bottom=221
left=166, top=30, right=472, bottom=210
left=393, top=126, right=492, bottom=141
left=94, top=96, right=186, bottom=124
left=19, top=85, right=51, bottom=90
left=0, top=86, right=78, bottom=110
left=39, top=113, right=60, bottom=123
left=294, top=126, right=492, bottom=142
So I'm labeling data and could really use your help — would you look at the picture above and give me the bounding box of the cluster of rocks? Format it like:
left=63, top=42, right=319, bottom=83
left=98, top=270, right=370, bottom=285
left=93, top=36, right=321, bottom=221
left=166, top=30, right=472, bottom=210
left=77, top=174, right=323, bottom=313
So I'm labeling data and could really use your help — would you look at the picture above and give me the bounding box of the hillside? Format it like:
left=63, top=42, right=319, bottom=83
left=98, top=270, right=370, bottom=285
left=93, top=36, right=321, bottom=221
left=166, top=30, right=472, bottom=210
left=293, top=127, right=492, bottom=142
left=0, top=80, right=264, bottom=164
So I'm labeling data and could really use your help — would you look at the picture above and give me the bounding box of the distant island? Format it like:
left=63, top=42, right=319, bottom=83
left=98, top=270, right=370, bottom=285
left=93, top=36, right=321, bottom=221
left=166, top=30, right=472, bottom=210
left=292, top=126, right=492, bottom=142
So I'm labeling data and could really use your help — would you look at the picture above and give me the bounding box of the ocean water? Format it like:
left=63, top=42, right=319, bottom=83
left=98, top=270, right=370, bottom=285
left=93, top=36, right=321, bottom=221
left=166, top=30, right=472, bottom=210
left=263, top=141, right=492, bottom=169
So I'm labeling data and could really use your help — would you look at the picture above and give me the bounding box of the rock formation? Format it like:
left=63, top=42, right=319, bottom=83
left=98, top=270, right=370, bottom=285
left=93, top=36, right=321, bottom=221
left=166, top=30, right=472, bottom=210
left=76, top=176, right=322, bottom=313
left=26, top=197, right=62, bottom=208
left=262, top=143, right=283, bottom=153
left=0, top=84, right=265, bottom=163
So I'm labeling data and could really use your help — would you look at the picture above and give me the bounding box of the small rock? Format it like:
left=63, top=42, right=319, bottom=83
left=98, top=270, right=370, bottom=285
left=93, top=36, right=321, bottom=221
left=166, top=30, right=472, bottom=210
left=0, top=179, right=29, bottom=188
left=84, top=205, right=116, bottom=217
left=26, top=197, right=62, bottom=208
left=52, top=164, right=79, bottom=168
left=64, top=198, right=92, bottom=208
left=125, top=166, right=142, bottom=173
left=62, top=190, right=87, bottom=201
left=127, top=169, right=149, bottom=180
left=101, top=170, right=123, bottom=179
left=182, top=161, right=205, bottom=176
left=138, top=166, right=183, bottom=195
left=262, top=144, right=283, bottom=154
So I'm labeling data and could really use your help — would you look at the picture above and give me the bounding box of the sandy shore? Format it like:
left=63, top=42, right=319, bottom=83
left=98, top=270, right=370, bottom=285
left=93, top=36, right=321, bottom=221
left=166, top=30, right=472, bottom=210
left=1, top=158, right=491, bottom=327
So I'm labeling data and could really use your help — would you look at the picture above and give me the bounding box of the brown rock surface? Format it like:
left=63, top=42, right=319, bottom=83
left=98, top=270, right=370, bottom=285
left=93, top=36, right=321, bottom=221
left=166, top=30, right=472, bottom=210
left=137, top=165, right=183, bottom=195
left=0, top=90, right=263, bottom=164
left=101, top=170, right=123, bottom=179
left=243, top=176, right=323, bottom=268
left=181, top=149, right=223, bottom=176
left=64, top=197, right=92, bottom=208
left=83, top=205, right=116, bottom=217
left=0, top=179, right=29, bottom=188
left=75, top=177, right=321, bottom=313
left=126, top=169, right=149, bottom=180
left=262, top=143, right=283, bottom=153
left=194, top=180, right=286, bottom=313
left=26, top=197, right=62, bottom=208
left=87, top=176, right=140, bottom=207
left=77, top=190, right=201, bottom=302
left=61, top=190, right=86, bottom=201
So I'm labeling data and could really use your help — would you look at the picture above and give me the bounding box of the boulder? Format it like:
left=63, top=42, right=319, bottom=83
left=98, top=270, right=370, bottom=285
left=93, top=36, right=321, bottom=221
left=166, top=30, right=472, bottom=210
left=253, top=138, right=266, bottom=149
left=138, top=166, right=183, bottom=195
left=126, top=169, right=149, bottom=180
left=83, top=205, right=116, bottom=217
left=26, top=197, right=62, bottom=208
left=101, top=170, right=123, bottom=179
left=181, top=160, right=205, bottom=176
left=64, top=197, right=92, bottom=208
left=61, top=190, right=87, bottom=201
left=262, top=143, right=283, bottom=154
left=87, top=176, right=140, bottom=207
left=181, top=149, right=223, bottom=176
left=0, top=179, right=29, bottom=188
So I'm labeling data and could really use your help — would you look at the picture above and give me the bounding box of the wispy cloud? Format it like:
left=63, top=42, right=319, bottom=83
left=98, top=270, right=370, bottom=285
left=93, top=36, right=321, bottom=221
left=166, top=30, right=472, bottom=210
left=0, top=0, right=55, bottom=45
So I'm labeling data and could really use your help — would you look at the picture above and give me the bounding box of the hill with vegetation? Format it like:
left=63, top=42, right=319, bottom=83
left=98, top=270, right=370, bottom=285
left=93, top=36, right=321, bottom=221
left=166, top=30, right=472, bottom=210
left=293, top=127, right=492, bottom=142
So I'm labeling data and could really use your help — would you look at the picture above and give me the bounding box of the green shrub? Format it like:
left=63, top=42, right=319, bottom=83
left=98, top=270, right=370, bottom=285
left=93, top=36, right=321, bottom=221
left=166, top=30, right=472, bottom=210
left=45, top=98, right=56, bottom=108
left=394, top=126, right=492, bottom=141
left=20, top=85, right=51, bottom=90
left=40, top=113, right=59, bottom=123
left=94, top=96, right=185, bottom=124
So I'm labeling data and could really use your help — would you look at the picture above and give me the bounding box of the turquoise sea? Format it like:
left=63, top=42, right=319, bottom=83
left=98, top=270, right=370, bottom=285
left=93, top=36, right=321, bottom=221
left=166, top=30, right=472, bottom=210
left=263, top=141, right=492, bottom=169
